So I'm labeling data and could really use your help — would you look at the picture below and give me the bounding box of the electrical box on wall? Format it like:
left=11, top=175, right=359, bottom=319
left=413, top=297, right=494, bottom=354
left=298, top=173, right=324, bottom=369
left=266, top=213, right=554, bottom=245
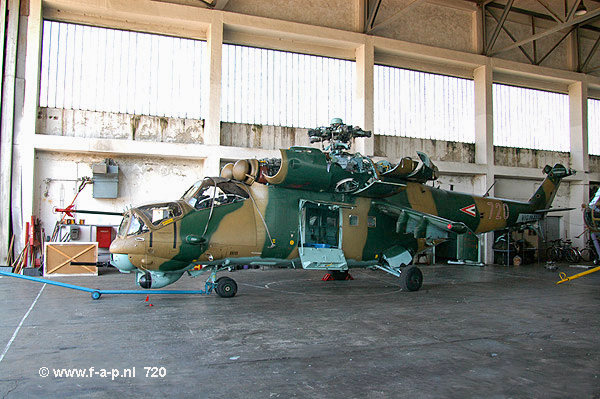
left=70, top=225, right=80, bottom=240
left=92, top=159, right=119, bottom=198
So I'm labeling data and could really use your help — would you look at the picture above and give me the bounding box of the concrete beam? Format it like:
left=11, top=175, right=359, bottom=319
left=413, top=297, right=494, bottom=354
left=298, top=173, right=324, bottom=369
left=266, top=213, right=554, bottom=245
left=42, top=0, right=600, bottom=92
left=43, top=0, right=214, bottom=38
left=33, top=134, right=281, bottom=161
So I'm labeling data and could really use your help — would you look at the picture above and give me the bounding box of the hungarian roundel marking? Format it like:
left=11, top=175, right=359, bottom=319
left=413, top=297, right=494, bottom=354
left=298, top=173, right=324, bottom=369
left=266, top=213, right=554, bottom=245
left=460, top=204, right=477, bottom=217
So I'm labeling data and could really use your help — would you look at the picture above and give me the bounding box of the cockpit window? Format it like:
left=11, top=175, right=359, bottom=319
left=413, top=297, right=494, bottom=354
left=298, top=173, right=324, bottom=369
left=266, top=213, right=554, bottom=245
left=127, top=215, right=148, bottom=235
left=181, top=181, right=202, bottom=204
left=181, top=178, right=249, bottom=210
left=137, top=202, right=183, bottom=226
left=118, top=214, right=131, bottom=236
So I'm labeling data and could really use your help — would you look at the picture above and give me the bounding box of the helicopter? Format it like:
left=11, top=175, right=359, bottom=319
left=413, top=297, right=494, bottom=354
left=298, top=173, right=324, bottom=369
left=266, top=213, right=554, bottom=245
left=110, top=118, right=574, bottom=297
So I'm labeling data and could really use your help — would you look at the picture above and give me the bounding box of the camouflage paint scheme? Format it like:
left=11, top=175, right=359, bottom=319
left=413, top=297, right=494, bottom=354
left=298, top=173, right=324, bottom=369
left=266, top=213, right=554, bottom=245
left=110, top=128, right=573, bottom=294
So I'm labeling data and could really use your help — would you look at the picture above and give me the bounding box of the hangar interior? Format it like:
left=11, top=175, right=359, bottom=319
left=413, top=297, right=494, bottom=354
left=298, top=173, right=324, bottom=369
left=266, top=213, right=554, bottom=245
left=0, top=1, right=599, bottom=398
left=1, top=0, right=599, bottom=269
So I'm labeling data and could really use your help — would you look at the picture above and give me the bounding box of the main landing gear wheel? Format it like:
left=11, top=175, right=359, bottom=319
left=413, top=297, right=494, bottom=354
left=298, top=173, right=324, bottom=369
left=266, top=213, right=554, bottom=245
left=400, top=266, right=423, bottom=292
left=215, top=276, right=238, bottom=298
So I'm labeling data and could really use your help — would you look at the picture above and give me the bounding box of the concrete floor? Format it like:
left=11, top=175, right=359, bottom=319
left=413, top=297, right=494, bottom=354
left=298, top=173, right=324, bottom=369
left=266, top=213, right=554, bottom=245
left=0, top=264, right=598, bottom=399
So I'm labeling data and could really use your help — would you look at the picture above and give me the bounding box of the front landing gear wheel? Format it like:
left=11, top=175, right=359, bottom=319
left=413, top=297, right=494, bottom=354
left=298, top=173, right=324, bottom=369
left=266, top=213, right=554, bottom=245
left=400, top=266, right=423, bottom=292
left=215, top=277, right=238, bottom=298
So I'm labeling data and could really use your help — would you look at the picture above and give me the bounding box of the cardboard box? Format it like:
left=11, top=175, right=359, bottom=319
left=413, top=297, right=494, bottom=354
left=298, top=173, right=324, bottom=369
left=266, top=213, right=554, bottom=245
left=44, top=242, right=98, bottom=276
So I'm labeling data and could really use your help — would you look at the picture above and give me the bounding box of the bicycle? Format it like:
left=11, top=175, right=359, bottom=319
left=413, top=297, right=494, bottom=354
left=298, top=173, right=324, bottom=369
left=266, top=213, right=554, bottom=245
left=579, top=239, right=598, bottom=263
left=545, top=239, right=581, bottom=263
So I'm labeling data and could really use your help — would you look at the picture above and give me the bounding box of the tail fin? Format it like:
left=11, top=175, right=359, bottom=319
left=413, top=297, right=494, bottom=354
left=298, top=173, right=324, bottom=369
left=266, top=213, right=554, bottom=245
left=528, top=164, right=574, bottom=210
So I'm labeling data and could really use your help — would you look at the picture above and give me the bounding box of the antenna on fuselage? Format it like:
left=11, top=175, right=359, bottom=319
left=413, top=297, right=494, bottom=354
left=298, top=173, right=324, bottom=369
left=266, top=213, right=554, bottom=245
left=483, top=181, right=496, bottom=197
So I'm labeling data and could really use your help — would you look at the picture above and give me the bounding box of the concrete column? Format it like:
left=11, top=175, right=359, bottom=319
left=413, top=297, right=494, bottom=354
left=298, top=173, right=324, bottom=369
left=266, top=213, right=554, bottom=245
left=473, top=63, right=495, bottom=263
left=474, top=64, right=494, bottom=166
left=472, top=6, right=484, bottom=54
left=203, top=17, right=223, bottom=147
left=11, top=0, right=42, bottom=258
left=354, top=40, right=374, bottom=156
left=568, top=81, right=589, bottom=247
left=204, top=155, right=222, bottom=178
left=354, top=0, right=365, bottom=33
left=569, top=82, right=589, bottom=173
left=0, top=0, right=20, bottom=265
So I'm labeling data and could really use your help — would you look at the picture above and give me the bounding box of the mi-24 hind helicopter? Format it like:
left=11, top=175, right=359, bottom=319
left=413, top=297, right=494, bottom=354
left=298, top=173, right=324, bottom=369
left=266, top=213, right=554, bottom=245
left=110, top=118, right=574, bottom=297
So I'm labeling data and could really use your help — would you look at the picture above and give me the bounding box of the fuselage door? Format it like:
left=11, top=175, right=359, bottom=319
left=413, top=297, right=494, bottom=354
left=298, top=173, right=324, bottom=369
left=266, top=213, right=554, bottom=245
left=298, top=200, right=348, bottom=270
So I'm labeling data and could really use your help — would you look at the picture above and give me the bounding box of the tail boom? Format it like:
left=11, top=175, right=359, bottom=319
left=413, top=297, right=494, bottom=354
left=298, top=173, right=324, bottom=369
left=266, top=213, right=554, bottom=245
left=528, top=164, right=574, bottom=211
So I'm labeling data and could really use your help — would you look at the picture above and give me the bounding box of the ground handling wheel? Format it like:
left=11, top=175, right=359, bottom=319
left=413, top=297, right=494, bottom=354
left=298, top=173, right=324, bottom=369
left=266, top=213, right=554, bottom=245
left=215, top=277, right=238, bottom=298
left=91, top=291, right=102, bottom=300
left=400, top=266, right=423, bottom=292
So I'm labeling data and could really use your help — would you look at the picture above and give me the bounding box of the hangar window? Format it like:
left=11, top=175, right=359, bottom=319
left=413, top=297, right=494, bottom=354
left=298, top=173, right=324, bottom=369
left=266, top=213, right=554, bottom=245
left=373, top=65, right=475, bottom=143
left=221, top=44, right=355, bottom=128
left=39, top=21, right=205, bottom=119
left=493, top=84, right=569, bottom=152
left=589, top=98, right=600, bottom=156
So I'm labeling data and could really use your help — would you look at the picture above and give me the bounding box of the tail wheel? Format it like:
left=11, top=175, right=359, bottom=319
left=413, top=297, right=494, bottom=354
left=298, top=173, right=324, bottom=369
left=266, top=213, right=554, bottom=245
left=564, top=248, right=581, bottom=264
left=400, top=266, right=423, bottom=292
left=215, top=277, right=238, bottom=298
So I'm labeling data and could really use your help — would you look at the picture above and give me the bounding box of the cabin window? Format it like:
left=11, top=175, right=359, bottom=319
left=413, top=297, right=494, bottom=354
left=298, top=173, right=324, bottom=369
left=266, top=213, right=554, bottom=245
left=303, top=204, right=341, bottom=248
left=349, top=215, right=359, bottom=226
left=368, top=216, right=376, bottom=228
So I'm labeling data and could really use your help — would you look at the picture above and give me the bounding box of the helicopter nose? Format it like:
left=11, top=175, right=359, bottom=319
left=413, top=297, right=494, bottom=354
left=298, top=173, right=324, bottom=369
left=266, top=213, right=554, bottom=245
left=110, top=235, right=145, bottom=255
left=109, top=235, right=147, bottom=273
left=110, top=253, right=137, bottom=272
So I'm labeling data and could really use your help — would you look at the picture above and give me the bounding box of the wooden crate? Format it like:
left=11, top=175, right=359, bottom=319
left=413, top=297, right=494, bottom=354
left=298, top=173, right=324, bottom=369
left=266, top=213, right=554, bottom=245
left=44, top=242, right=98, bottom=276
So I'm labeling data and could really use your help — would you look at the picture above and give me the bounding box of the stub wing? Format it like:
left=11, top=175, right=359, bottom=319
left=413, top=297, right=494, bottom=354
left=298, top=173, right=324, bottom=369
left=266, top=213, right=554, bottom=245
left=374, top=202, right=472, bottom=241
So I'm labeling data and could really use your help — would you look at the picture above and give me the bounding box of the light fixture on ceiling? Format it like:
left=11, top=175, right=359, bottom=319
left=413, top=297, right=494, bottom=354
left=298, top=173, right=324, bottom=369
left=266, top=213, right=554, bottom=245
left=575, top=1, right=588, bottom=16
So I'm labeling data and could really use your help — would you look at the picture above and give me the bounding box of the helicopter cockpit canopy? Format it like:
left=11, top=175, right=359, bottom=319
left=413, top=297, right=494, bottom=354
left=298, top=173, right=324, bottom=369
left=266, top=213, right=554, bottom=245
left=181, top=177, right=249, bottom=210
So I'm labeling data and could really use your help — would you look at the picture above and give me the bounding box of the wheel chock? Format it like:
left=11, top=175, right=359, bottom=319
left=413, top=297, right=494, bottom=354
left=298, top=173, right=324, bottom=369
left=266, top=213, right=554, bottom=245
left=322, top=273, right=354, bottom=281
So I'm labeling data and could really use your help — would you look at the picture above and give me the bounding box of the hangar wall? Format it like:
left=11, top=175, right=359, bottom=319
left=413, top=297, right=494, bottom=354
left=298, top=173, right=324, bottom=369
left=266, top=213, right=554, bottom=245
left=2, top=0, right=600, bottom=265
left=33, top=152, right=205, bottom=233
